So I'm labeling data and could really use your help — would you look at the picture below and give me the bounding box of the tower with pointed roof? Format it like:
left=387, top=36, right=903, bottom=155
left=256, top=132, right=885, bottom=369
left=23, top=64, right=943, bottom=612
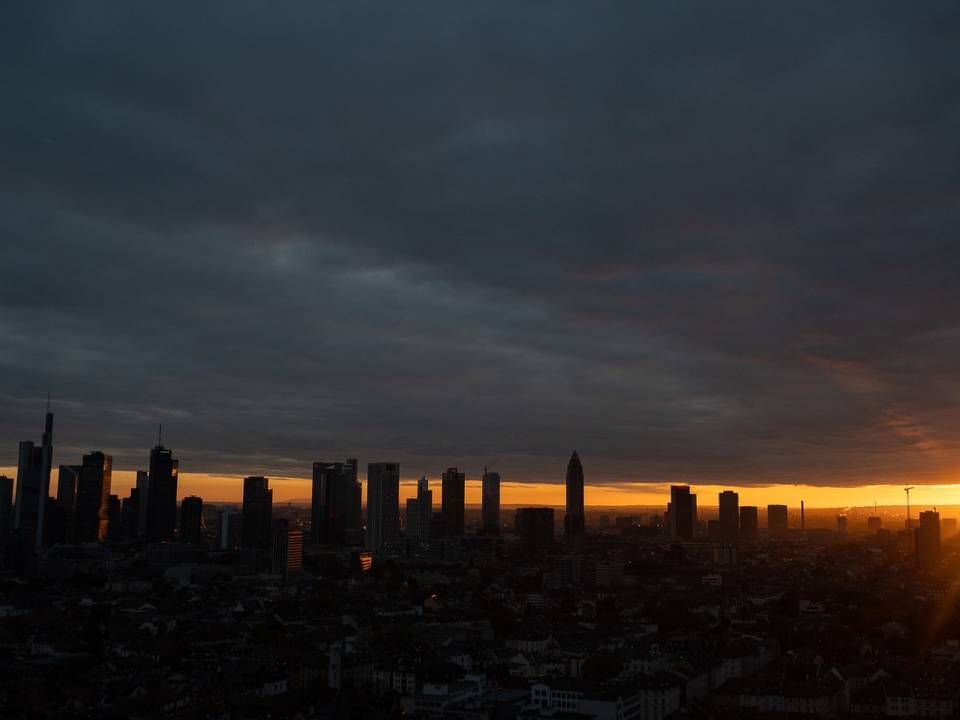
left=565, top=451, right=585, bottom=547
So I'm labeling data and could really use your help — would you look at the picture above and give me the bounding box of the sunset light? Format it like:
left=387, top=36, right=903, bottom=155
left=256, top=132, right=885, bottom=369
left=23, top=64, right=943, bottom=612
left=4, top=3, right=960, bottom=717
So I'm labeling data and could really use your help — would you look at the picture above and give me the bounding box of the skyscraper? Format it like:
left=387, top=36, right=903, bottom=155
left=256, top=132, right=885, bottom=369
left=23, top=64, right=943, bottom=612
left=0, top=475, right=13, bottom=549
left=767, top=504, right=788, bottom=536
left=145, top=445, right=178, bottom=542
left=342, top=458, right=361, bottom=533
left=406, top=476, right=432, bottom=543
left=366, top=462, right=400, bottom=550
left=74, top=452, right=113, bottom=543
left=56, top=464, right=81, bottom=542
left=14, top=408, right=53, bottom=547
left=134, top=470, right=149, bottom=538
left=441, top=467, right=465, bottom=536
left=312, top=460, right=362, bottom=546
left=242, top=476, right=273, bottom=550
left=180, top=495, right=203, bottom=544
left=515, top=507, right=555, bottom=554
left=669, top=485, right=694, bottom=540
left=218, top=509, right=242, bottom=550
left=481, top=470, right=501, bottom=536
left=106, top=494, right=121, bottom=542
left=740, top=505, right=759, bottom=540
left=565, top=451, right=585, bottom=547
left=718, top=490, right=739, bottom=542
left=916, top=510, right=941, bottom=569
left=272, top=519, right=303, bottom=579
left=121, top=487, right=141, bottom=541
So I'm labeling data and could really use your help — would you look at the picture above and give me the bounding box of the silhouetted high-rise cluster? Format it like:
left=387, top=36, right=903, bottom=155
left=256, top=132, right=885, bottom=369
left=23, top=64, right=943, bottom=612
left=9, top=407, right=919, bottom=572
left=0, top=410, right=198, bottom=564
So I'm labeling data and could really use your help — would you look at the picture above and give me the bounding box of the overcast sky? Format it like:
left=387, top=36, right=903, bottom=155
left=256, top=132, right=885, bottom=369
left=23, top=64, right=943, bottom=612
left=2, top=2, right=960, bottom=488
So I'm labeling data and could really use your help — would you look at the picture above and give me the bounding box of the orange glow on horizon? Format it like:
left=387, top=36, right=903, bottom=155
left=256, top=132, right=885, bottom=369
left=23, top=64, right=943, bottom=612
left=5, top=466, right=960, bottom=510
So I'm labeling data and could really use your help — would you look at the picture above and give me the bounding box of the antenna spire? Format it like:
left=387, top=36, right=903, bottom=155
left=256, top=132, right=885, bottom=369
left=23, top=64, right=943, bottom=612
left=158, top=423, right=163, bottom=446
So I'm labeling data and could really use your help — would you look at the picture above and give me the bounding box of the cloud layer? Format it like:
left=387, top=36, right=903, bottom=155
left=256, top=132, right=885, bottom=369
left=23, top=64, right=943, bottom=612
left=2, top=2, right=960, bottom=487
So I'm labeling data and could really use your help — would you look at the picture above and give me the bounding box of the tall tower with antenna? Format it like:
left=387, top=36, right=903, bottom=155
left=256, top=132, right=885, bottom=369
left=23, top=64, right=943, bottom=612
left=14, top=398, right=54, bottom=547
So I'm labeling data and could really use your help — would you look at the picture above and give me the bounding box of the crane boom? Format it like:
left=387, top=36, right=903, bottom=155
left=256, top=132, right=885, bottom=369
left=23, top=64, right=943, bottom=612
left=482, top=458, right=501, bottom=477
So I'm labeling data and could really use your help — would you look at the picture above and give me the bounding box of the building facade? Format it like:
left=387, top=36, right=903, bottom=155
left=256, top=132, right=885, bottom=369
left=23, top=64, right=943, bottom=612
left=145, top=445, right=179, bottom=542
left=481, top=470, right=500, bottom=536
left=74, top=452, right=113, bottom=543
left=180, top=495, right=203, bottom=544
left=916, top=510, right=941, bottom=569
left=0, top=475, right=12, bottom=550
left=272, top=519, right=303, bottom=578
left=441, top=467, right=465, bottom=536
left=312, top=460, right=361, bottom=546
left=719, top=490, right=739, bottom=543
left=767, top=504, right=788, bottom=536
left=366, top=462, right=400, bottom=550
left=516, top=507, right=554, bottom=554
left=242, top=476, right=273, bottom=550
left=669, top=486, right=695, bottom=540
left=406, top=476, right=433, bottom=543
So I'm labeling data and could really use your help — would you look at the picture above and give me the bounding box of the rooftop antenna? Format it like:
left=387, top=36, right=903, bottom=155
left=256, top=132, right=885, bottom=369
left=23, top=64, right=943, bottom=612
left=41, top=391, right=54, bottom=446
left=904, top=486, right=915, bottom=531
left=158, top=423, right=163, bottom=446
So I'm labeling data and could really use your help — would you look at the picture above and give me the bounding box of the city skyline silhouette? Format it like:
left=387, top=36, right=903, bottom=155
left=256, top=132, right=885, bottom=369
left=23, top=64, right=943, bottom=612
left=3, top=4, right=960, bottom=718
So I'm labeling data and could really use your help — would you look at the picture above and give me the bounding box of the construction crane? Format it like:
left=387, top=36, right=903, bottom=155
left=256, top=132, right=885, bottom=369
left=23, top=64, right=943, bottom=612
left=482, top=458, right=501, bottom=479
left=904, top=486, right=915, bottom=531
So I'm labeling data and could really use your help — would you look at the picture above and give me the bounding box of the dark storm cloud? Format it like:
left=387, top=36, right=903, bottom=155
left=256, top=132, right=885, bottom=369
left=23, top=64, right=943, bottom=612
left=2, top=1, right=960, bottom=486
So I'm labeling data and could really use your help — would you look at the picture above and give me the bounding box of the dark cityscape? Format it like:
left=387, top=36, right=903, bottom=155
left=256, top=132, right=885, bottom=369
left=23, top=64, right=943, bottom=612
left=4, top=2, right=960, bottom=719
left=4, top=407, right=960, bottom=719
